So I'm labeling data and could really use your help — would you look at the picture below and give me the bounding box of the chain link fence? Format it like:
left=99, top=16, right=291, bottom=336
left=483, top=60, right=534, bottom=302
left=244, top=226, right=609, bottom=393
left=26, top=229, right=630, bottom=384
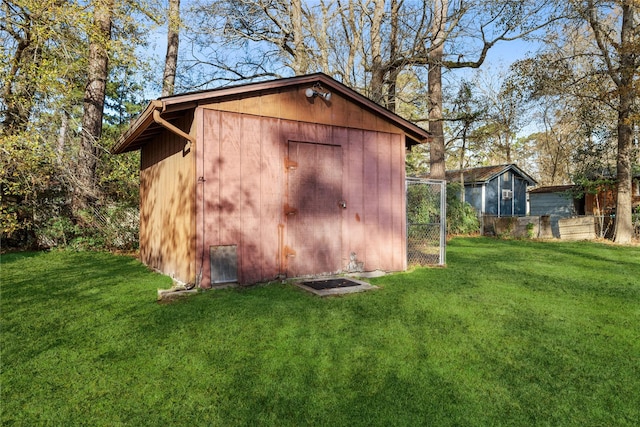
left=406, top=178, right=446, bottom=266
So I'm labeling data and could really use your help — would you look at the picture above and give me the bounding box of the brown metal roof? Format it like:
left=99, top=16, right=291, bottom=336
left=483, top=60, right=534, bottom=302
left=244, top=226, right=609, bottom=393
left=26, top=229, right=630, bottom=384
left=112, top=73, right=431, bottom=154
left=529, top=185, right=575, bottom=194
left=444, top=164, right=537, bottom=186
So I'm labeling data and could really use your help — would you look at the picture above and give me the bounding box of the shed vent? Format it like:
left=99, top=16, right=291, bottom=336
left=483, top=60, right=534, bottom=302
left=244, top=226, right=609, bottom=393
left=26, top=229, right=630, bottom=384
left=210, top=245, right=238, bottom=284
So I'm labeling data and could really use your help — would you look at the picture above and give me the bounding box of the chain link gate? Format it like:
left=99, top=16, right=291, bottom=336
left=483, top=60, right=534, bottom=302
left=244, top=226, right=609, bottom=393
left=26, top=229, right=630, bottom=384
left=406, top=178, right=446, bottom=266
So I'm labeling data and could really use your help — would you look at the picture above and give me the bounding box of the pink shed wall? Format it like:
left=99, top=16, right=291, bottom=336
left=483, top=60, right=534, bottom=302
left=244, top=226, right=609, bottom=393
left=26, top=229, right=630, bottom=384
left=195, top=109, right=406, bottom=286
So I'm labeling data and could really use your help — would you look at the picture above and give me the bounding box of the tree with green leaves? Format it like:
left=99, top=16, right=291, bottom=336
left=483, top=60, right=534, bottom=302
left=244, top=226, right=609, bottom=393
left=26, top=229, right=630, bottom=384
left=1, top=0, right=155, bottom=250
left=512, top=0, right=639, bottom=243
left=1, top=0, right=86, bottom=135
left=77, top=0, right=114, bottom=209
left=445, top=79, right=486, bottom=199
left=420, top=0, right=564, bottom=178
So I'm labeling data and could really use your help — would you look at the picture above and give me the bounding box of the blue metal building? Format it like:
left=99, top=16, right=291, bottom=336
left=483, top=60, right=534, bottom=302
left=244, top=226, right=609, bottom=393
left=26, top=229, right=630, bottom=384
left=528, top=185, right=582, bottom=237
left=445, top=164, right=537, bottom=217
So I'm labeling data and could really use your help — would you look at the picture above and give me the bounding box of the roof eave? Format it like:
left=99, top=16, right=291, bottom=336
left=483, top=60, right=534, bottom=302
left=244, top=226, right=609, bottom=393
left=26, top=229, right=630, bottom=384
left=450, top=164, right=538, bottom=186
left=112, top=73, right=431, bottom=154
left=507, top=164, right=538, bottom=186
left=475, top=164, right=537, bottom=186
left=111, top=100, right=163, bottom=154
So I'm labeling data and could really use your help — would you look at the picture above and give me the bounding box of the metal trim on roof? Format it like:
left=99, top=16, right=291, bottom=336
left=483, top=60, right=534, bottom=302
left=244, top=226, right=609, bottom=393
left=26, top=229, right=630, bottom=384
left=444, top=164, right=537, bottom=186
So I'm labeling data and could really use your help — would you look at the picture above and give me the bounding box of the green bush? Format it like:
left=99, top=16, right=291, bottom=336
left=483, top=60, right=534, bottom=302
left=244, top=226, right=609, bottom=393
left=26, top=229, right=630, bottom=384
left=1, top=132, right=140, bottom=252
left=407, top=183, right=441, bottom=225
left=406, top=182, right=480, bottom=236
left=446, top=183, right=480, bottom=235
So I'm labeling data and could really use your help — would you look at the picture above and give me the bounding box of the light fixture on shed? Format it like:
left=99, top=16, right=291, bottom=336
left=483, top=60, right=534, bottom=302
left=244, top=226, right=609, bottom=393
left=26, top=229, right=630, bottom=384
left=305, top=84, right=332, bottom=101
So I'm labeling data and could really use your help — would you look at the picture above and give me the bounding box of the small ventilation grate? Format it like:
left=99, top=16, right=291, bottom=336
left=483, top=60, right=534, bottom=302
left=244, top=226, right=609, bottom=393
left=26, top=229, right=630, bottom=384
left=210, top=245, right=238, bottom=284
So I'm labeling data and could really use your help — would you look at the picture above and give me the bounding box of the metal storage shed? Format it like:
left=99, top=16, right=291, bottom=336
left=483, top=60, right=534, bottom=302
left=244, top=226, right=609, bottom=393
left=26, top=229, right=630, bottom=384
left=444, top=164, right=537, bottom=217
left=113, top=73, right=430, bottom=287
left=529, top=185, right=581, bottom=237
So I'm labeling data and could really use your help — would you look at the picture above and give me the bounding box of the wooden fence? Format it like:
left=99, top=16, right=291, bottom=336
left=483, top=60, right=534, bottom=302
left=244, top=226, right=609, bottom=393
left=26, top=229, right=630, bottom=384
left=482, top=215, right=597, bottom=240
left=557, top=217, right=596, bottom=240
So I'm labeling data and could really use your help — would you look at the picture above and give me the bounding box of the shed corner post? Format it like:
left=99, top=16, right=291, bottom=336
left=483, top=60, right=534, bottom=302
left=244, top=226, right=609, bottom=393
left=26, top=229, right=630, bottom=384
left=194, top=107, right=209, bottom=289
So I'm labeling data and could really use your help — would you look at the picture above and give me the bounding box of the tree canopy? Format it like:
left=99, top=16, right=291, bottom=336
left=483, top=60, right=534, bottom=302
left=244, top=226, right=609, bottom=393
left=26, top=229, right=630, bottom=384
left=1, top=0, right=638, bottom=249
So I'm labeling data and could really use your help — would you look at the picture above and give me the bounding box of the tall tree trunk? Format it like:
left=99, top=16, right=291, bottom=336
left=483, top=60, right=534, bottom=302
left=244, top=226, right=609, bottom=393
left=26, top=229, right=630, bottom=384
left=615, top=102, right=633, bottom=243
left=370, top=0, right=385, bottom=104
left=337, top=0, right=361, bottom=87
left=583, top=0, right=637, bottom=243
left=317, top=0, right=331, bottom=74
left=505, top=133, right=512, bottom=163
left=386, top=0, right=400, bottom=112
left=428, top=0, right=447, bottom=179
left=162, top=0, right=180, bottom=97
left=290, top=0, right=307, bottom=74
left=613, top=2, right=636, bottom=244
left=77, top=0, right=113, bottom=209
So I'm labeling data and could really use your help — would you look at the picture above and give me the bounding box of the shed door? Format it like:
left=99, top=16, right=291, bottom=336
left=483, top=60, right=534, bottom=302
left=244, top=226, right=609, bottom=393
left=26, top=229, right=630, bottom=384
left=286, top=141, right=343, bottom=277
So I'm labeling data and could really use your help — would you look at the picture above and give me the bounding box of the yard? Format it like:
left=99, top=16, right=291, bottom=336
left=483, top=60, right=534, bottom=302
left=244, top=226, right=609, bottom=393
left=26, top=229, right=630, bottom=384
left=2, top=238, right=639, bottom=426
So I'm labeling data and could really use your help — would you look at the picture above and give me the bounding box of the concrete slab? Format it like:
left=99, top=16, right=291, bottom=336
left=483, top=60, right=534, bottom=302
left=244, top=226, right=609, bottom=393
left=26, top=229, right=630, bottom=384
left=345, top=270, right=387, bottom=279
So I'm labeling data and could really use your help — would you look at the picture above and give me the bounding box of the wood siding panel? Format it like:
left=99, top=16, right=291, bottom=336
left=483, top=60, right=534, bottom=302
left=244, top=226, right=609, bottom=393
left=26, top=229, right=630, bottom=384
left=377, top=132, right=393, bottom=268
left=204, top=110, right=221, bottom=246
left=200, top=87, right=406, bottom=140
left=281, top=88, right=303, bottom=122
left=188, top=112, right=198, bottom=278
left=281, top=120, right=301, bottom=143
left=390, top=133, right=406, bottom=271
left=197, top=109, right=222, bottom=286
left=513, top=178, right=528, bottom=216
left=363, top=130, right=381, bottom=269
left=139, top=153, right=153, bottom=271
left=259, top=92, right=282, bottom=118
left=139, top=114, right=195, bottom=284
left=337, top=128, right=361, bottom=269
left=218, top=112, right=242, bottom=280
left=334, top=94, right=363, bottom=130
left=200, top=112, right=284, bottom=285
left=260, top=117, right=283, bottom=279
left=299, top=121, right=327, bottom=144
left=240, top=94, right=261, bottom=115
left=142, top=128, right=159, bottom=272
left=195, top=111, right=407, bottom=284
left=240, top=115, right=263, bottom=283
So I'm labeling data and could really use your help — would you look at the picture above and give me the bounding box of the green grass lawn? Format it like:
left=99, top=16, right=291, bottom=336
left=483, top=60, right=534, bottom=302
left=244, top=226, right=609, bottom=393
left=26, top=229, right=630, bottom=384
left=2, top=238, right=639, bottom=426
